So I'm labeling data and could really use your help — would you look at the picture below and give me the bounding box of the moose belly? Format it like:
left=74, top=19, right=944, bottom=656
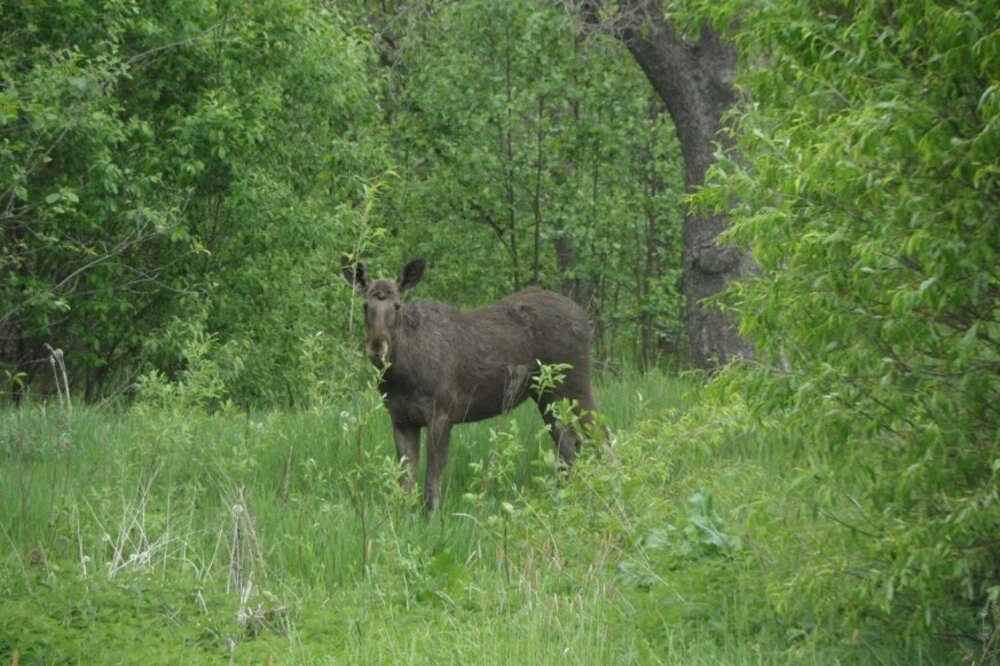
left=384, top=368, right=529, bottom=426
left=450, top=363, right=532, bottom=424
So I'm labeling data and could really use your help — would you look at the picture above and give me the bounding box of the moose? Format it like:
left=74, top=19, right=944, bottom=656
left=342, top=257, right=601, bottom=511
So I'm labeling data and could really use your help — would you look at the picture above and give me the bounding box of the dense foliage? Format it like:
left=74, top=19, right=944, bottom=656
left=2, top=0, right=686, bottom=405
left=356, top=0, right=685, bottom=365
left=1, top=0, right=383, bottom=404
left=699, top=0, right=999, bottom=644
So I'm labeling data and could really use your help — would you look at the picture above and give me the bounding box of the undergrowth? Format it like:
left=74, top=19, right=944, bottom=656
left=0, top=369, right=974, bottom=663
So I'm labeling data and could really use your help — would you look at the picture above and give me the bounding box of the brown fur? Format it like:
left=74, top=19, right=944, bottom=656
left=343, top=258, right=599, bottom=511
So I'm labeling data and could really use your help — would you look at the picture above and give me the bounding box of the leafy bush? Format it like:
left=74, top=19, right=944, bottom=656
left=698, top=0, right=1000, bottom=647
left=1, top=0, right=384, bottom=405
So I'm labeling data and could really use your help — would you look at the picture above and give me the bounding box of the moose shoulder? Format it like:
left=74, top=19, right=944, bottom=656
left=342, top=257, right=600, bottom=511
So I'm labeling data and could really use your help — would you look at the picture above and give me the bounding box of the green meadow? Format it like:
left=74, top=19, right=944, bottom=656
left=0, top=370, right=960, bottom=664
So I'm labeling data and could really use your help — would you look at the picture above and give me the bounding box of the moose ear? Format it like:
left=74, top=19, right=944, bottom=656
left=341, top=256, right=368, bottom=293
left=399, top=258, right=426, bottom=293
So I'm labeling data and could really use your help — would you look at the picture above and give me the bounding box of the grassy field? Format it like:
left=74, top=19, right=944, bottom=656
left=0, top=370, right=959, bottom=664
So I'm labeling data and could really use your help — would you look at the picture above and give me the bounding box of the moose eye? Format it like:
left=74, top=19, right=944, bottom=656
left=362, top=302, right=368, bottom=312
left=394, top=303, right=401, bottom=311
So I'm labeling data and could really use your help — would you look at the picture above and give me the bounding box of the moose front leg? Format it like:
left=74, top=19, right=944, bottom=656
left=423, top=415, right=453, bottom=512
left=391, top=421, right=421, bottom=493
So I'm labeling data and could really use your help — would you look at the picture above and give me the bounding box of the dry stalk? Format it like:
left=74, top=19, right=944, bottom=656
left=279, top=448, right=293, bottom=504
left=227, top=486, right=286, bottom=652
left=43, top=343, right=71, bottom=411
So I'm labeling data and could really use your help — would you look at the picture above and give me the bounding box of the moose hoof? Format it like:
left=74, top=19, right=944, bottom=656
left=423, top=492, right=441, bottom=513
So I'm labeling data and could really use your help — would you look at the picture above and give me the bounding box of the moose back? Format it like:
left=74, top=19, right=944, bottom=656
left=342, top=257, right=599, bottom=511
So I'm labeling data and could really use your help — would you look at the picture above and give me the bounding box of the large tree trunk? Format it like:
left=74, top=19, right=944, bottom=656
left=587, top=1, right=755, bottom=368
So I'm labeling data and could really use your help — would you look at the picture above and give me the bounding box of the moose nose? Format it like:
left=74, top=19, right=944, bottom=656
left=368, top=339, right=389, bottom=367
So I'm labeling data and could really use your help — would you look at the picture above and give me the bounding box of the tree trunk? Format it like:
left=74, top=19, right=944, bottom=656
left=590, top=1, right=755, bottom=368
left=554, top=235, right=590, bottom=308
left=502, top=18, right=521, bottom=290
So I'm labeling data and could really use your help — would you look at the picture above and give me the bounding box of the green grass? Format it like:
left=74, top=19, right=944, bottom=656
left=0, top=370, right=963, bottom=664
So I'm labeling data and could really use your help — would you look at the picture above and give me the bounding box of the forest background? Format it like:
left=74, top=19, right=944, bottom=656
left=1, top=0, right=997, bottom=663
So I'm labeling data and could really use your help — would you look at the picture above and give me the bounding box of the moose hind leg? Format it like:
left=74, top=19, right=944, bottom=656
left=534, top=396, right=583, bottom=468
left=536, top=378, right=601, bottom=467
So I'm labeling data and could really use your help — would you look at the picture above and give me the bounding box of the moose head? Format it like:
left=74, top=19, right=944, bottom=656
left=342, top=257, right=426, bottom=367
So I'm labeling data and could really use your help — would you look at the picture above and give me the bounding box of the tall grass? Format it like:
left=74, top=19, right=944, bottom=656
left=0, top=371, right=962, bottom=663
